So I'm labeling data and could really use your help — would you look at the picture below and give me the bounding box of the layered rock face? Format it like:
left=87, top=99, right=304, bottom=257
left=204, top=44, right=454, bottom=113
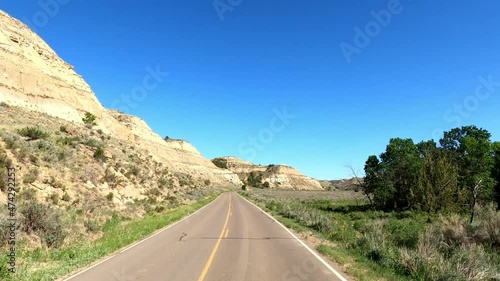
left=0, top=11, right=132, bottom=139
left=0, top=10, right=240, bottom=187
left=214, top=157, right=323, bottom=190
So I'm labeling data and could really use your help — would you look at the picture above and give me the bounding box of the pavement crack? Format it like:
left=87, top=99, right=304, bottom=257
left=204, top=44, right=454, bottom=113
left=179, top=232, right=187, bottom=242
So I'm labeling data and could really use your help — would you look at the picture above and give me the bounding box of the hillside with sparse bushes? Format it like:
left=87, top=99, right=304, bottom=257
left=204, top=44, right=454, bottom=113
left=0, top=103, right=230, bottom=279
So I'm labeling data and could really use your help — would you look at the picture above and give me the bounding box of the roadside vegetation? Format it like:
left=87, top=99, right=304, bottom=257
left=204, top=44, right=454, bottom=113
left=0, top=195, right=219, bottom=280
left=241, top=191, right=500, bottom=281
left=242, top=125, right=500, bottom=281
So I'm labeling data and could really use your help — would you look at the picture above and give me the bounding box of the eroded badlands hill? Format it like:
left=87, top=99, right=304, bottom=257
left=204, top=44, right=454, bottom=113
left=212, top=156, right=323, bottom=190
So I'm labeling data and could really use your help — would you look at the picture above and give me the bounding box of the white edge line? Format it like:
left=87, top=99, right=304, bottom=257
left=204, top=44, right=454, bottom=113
left=61, top=193, right=225, bottom=281
left=237, top=193, right=349, bottom=281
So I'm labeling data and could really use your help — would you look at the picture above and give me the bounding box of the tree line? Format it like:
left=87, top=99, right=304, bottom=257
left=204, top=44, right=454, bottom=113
left=362, top=125, right=500, bottom=222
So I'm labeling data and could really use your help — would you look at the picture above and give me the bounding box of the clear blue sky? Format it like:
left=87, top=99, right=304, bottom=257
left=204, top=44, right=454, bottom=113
left=2, top=1, right=500, bottom=180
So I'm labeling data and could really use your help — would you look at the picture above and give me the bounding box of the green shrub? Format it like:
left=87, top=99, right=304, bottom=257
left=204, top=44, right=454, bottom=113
left=93, top=147, right=107, bottom=162
left=0, top=219, right=8, bottom=246
left=82, top=112, right=97, bottom=126
left=59, top=125, right=68, bottom=133
left=0, top=149, right=12, bottom=191
left=247, top=171, right=263, bottom=188
left=84, top=219, right=100, bottom=232
left=4, top=137, right=17, bottom=150
left=19, top=202, right=67, bottom=248
left=158, top=177, right=174, bottom=189
left=386, top=218, right=424, bottom=248
left=18, top=126, right=51, bottom=140
left=178, top=179, right=189, bottom=187
left=204, top=179, right=211, bottom=186
left=83, top=138, right=101, bottom=148
left=106, top=192, right=114, bottom=201
left=36, top=140, right=52, bottom=151
left=212, top=158, right=228, bottom=169
left=165, top=195, right=180, bottom=207
left=154, top=206, right=166, bottom=213
left=176, top=173, right=194, bottom=187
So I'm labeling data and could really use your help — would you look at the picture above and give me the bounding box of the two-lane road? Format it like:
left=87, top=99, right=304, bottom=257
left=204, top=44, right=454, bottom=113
left=64, top=192, right=349, bottom=281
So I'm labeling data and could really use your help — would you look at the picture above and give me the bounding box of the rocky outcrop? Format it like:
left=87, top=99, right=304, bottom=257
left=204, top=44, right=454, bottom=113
left=213, top=157, right=323, bottom=190
left=0, top=11, right=133, bottom=139
left=0, top=10, right=241, bottom=188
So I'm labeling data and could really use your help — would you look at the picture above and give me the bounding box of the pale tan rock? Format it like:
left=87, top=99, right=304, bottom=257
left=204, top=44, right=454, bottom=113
left=216, top=156, right=323, bottom=190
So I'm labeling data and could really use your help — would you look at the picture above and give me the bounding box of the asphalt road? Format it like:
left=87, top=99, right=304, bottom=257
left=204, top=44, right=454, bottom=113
left=63, top=192, right=349, bottom=281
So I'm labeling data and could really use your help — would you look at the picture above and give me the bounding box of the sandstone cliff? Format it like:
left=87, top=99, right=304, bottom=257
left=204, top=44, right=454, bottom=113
left=0, top=10, right=241, bottom=189
left=213, top=156, right=323, bottom=190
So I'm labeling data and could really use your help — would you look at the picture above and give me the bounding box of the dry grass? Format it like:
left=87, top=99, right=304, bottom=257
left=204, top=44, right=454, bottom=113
left=244, top=188, right=366, bottom=203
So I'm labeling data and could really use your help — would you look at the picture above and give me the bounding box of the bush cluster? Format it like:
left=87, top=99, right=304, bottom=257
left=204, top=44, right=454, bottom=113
left=17, top=126, right=51, bottom=140
left=19, top=202, right=67, bottom=248
left=211, top=157, right=228, bottom=169
left=82, top=112, right=97, bottom=127
left=363, top=126, right=500, bottom=219
left=0, top=147, right=12, bottom=191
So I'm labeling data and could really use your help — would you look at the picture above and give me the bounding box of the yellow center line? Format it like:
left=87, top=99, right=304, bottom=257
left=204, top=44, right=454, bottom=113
left=224, top=229, right=229, bottom=238
left=197, top=194, right=232, bottom=281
